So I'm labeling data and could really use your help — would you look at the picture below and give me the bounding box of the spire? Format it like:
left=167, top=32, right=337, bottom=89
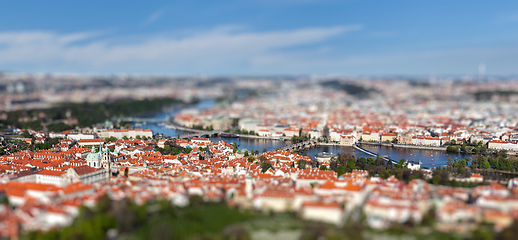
left=245, top=165, right=253, bottom=200
left=246, top=166, right=252, bottom=179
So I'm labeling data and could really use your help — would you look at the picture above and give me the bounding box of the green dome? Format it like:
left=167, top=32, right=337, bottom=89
left=86, top=152, right=101, bottom=160
left=86, top=146, right=101, bottom=160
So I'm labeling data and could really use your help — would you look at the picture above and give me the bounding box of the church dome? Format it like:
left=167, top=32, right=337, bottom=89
left=86, top=151, right=101, bottom=161
left=86, top=146, right=101, bottom=161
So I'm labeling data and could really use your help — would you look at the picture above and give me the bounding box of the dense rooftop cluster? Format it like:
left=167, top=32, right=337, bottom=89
left=1, top=130, right=518, bottom=238
left=174, top=81, right=518, bottom=152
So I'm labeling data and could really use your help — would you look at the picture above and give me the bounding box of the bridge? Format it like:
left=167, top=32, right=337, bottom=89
left=281, top=139, right=319, bottom=152
left=179, top=131, right=220, bottom=139
left=353, top=144, right=397, bottom=165
left=352, top=144, right=431, bottom=171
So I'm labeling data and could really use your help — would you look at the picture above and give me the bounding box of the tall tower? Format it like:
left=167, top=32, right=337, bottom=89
left=101, top=144, right=112, bottom=180
left=245, top=167, right=253, bottom=200
left=478, top=63, right=486, bottom=82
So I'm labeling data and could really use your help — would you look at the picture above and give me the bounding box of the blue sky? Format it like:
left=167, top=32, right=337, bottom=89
left=1, top=0, right=518, bottom=76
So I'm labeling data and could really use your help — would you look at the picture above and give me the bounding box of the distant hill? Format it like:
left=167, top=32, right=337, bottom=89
left=320, top=80, right=377, bottom=98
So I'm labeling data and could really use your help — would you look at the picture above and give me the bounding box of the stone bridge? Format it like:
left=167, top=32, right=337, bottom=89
left=179, top=131, right=220, bottom=139
left=281, top=139, right=319, bottom=152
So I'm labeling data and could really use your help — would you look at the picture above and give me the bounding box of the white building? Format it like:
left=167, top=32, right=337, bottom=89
left=77, top=139, right=105, bottom=148
left=406, top=161, right=421, bottom=171
left=99, top=129, right=153, bottom=139
left=488, top=140, right=503, bottom=150
left=63, top=166, right=107, bottom=185
left=339, top=135, right=356, bottom=146
left=501, top=141, right=517, bottom=151
left=300, top=202, right=344, bottom=225
left=67, top=133, right=96, bottom=141
left=35, top=170, right=65, bottom=187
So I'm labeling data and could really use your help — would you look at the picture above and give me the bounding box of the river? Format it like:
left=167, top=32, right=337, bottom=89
left=136, top=100, right=471, bottom=169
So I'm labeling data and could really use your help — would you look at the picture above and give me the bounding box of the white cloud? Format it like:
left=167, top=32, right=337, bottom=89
left=5, top=24, right=514, bottom=75
left=143, top=9, right=167, bottom=26
left=0, top=25, right=361, bottom=74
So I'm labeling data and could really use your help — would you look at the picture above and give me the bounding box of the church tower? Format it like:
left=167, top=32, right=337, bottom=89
left=245, top=167, right=253, bottom=200
left=101, top=143, right=112, bottom=181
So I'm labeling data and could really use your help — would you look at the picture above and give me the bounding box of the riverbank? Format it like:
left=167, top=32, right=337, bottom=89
left=359, top=141, right=518, bottom=156
left=165, top=124, right=291, bottom=141
left=359, top=141, right=447, bottom=151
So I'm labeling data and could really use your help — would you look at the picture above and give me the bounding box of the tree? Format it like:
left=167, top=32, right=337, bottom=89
left=461, top=144, right=468, bottom=153
left=376, top=153, right=382, bottom=165
left=450, top=139, right=456, bottom=145
left=446, top=145, right=455, bottom=152
left=319, top=165, right=327, bottom=170
left=22, top=130, right=31, bottom=138
left=258, top=155, right=267, bottom=163
left=473, top=146, right=480, bottom=153
left=447, top=157, right=453, bottom=167
left=335, top=166, right=347, bottom=176
left=183, top=148, right=192, bottom=154
left=171, top=148, right=181, bottom=156
left=297, top=160, right=307, bottom=169
left=244, top=151, right=249, bottom=157
left=261, top=162, right=272, bottom=173
left=329, top=159, right=338, bottom=170
left=395, top=159, right=407, bottom=169
left=345, top=159, right=357, bottom=172
left=500, top=149, right=508, bottom=157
